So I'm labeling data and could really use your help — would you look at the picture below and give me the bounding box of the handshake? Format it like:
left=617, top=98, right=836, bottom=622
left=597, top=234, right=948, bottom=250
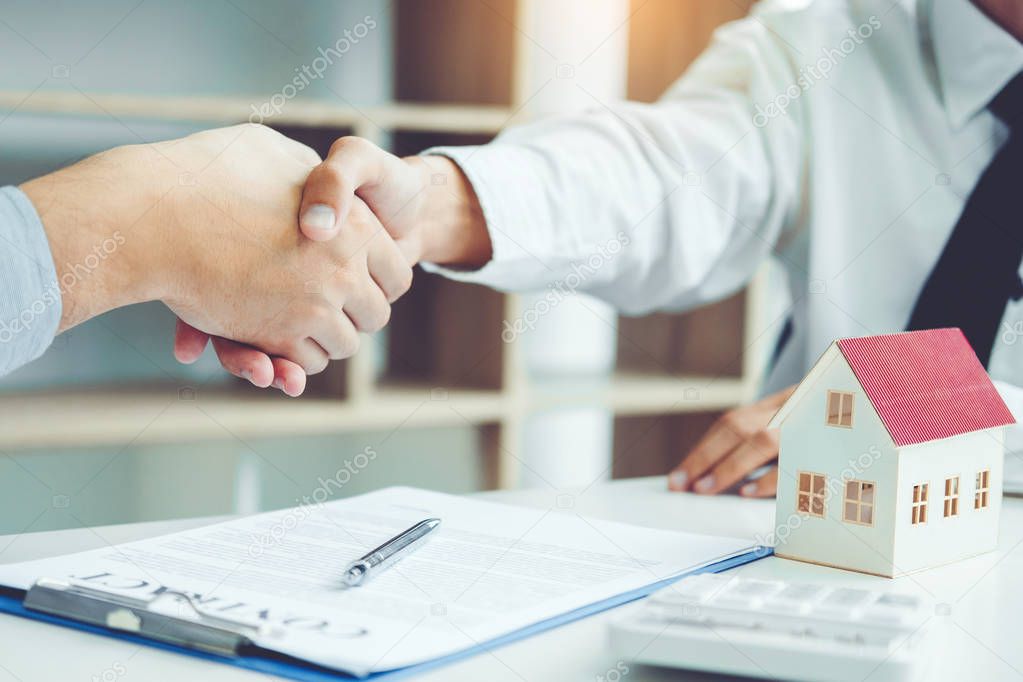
left=21, top=124, right=492, bottom=395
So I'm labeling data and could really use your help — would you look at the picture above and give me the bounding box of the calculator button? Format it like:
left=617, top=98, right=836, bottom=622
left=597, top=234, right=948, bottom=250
left=651, top=602, right=704, bottom=620
left=763, top=598, right=812, bottom=614
left=711, top=579, right=780, bottom=609
left=730, top=580, right=781, bottom=597
left=823, top=588, right=872, bottom=606
left=774, top=583, right=826, bottom=601
left=650, top=592, right=714, bottom=611
left=810, top=605, right=856, bottom=620
left=861, top=606, right=910, bottom=627
left=707, top=612, right=760, bottom=629
left=875, top=593, right=921, bottom=610
left=651, top=591, right=702, bottom=606
left=713, top=595, right=758, bottom=609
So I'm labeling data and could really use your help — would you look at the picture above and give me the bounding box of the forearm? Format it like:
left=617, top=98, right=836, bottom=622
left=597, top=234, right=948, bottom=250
left=20, top=146, right=168, bottom=333
left=410, top=16, right=803, bottom=314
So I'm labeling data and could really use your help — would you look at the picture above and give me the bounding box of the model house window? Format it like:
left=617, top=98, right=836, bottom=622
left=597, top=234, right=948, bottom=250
left=975, top=470, right=991, bottom=509
left=826, top=390, right=854, bottom=427
left=911, top=483, right=928, bottom=524
left=843, top=480, right=875, bottom=525
left=797, top=472, right=826, bottom=517
left=943, top=476, right=960, bottom=517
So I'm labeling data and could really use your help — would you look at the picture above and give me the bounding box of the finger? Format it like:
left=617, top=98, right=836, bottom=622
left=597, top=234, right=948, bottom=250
left=692, top=429, right=780, bottom=495
left=667, top=418, right=745, bottom=491
left=367, top=231, right=414, bottom=302
left=299, top=137, right=391, bottom=241
left=395, top=235, right=420, bottom=266
left=270, top=357, right=307, bottom=397
left=740, top=467, right=778, bottom=498
left=174, top=319, right=211, bottom=364
left=305, top=303, right=361, bottom=359
left=210, top=337, right=275, bottom=388
left=342, top=282, right=391, bottom=334
left=285, top=338, right=331, bottom=375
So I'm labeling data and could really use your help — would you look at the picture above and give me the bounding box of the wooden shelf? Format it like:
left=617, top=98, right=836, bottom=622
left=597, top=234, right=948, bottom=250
left=0, top=371, right=753, bottom=451
left=526, top=371, right=751, bottom=415
left=0, top=90, right=516, bottom=135
left=0, top=384, right=509, bottom=451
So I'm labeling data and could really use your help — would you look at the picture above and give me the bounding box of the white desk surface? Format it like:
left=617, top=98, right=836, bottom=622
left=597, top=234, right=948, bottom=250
left=1, top=477, right=1021, bottom=682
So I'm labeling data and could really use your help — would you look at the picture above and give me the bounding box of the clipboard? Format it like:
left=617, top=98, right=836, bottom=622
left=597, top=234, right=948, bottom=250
left=0, top=548, right=769, bottom=681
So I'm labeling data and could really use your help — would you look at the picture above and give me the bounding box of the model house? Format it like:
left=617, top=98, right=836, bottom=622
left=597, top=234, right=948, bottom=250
left=767, top=328, right=1015, bottom=577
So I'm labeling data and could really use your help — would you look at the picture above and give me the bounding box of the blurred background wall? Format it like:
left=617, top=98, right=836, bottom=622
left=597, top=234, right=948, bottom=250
left=0, top=0, right=773, bottom=536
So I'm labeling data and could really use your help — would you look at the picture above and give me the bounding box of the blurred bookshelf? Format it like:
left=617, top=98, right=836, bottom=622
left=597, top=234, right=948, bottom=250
left=0, top=0, right=764, bottom=490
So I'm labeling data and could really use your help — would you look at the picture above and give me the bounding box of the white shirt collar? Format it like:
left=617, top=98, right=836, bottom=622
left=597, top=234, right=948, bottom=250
left=926, top=0, right=1023, bottom=129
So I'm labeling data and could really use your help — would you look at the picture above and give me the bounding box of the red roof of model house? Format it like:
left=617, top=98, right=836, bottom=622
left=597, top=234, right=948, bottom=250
left=836, top=328, right=1015, bottom=447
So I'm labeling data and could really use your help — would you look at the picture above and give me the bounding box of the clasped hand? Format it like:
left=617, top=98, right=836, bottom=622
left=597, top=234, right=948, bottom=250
left=166, top=128, right=784, bottom=496
left=172, top=132, right=433, bottom=396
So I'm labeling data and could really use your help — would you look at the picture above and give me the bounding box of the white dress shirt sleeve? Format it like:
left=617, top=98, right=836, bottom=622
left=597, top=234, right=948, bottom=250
left=0, top=185, right=61, bottom=376
left=422, top=15, right=804, bottom=315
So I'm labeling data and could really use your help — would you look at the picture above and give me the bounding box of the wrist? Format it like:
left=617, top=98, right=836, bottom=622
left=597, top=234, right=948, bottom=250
left=405, top=155, right=492, bottom=269
left=20, top=145, right=169, bottom=332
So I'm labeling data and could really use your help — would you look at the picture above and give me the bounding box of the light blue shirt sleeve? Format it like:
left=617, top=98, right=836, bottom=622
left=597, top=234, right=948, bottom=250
left=0, top=185, right=61, bottom=376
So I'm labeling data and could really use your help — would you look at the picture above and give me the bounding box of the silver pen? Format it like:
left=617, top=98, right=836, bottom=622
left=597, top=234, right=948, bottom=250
left=342, top=518, right=441, bottom=587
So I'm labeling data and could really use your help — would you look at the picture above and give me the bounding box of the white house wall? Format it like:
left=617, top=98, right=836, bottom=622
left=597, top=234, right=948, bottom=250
left=892, top=428, right=1004, bottom=574
left=774, top=346, right=900, bottom=576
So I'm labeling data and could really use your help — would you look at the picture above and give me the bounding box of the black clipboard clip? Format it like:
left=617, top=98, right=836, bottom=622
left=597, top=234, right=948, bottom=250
left=24, top=578, right=277, bottom=657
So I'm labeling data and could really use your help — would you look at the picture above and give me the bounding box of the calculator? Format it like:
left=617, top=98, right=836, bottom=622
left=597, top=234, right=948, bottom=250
left=609, top=573, right=938, bottom=682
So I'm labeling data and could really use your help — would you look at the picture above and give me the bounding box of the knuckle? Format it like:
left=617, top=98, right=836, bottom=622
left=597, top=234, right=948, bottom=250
left=680, top=449, right=710, bottom=472
left=711, top=463, right=735, bottom=483
left=332, top=269, right=358, bottom=295
left=241, top=122, right=274, bottom=140
left=752, top=428, right=779, bottom=449
left=307, top=302, right=334, bottom=326
left=718, top=411, right=750, bottom=438
left=328, top=135, right=369, bottom=158
left=393, top=267, right=414, bottom=299
left=295, top=142, right=320, bottom=166
left=336, top=330, right=360, bottom=359
left=363, top=302, right=391, bottom=333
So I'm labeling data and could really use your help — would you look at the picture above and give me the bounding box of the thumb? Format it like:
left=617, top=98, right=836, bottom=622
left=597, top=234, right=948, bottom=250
left=299, top=136, right=387, bottom=242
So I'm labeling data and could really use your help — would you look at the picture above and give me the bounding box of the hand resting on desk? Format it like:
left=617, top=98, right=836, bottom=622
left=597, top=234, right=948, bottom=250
left=668, top=385, right=795, bottom=498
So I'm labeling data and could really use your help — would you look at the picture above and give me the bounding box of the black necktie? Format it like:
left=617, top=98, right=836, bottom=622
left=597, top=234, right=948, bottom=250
left=906, top=72, right=1023, bottom=366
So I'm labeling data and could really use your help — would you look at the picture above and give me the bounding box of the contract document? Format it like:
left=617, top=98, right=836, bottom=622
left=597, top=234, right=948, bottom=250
left=0, top=487, right=761, bottom=678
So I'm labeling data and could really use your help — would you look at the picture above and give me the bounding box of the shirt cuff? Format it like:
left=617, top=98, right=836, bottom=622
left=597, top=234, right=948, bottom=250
left=0, top=186, right=61, bottom=376
left=419, top=145, right=561, bottom=291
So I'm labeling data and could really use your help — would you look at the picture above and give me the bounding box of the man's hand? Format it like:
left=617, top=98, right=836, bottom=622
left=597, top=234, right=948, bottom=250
left=173, top=195, right=415, bottom=396
left=25, top=124, right=411, bottom=385
left=298, top=136, right=492, bottom=267
left=668, top=385, right=795, bottom=497
left=195, top=136, right=490, bottom=394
